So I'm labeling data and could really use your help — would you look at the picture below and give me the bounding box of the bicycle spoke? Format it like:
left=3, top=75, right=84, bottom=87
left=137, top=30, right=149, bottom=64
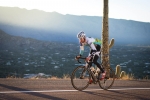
left=98, top=68, right=115, bottom=90
left=71, top=66, right=90, bottom=91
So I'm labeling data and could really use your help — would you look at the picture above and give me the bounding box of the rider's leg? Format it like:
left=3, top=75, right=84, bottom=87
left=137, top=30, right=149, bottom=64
left=92, top=55, right=106, bottom=80
left=92, top=55, right=104, bottom=73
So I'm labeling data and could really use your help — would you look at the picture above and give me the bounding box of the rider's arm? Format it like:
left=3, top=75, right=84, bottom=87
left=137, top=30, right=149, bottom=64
left=87, top=37, right=97, bottom=52
left=79, top=44, right=84, bottom=56
left=88, top=42, right=97, bottom=57
left=79, top=42, right=84, bottom=56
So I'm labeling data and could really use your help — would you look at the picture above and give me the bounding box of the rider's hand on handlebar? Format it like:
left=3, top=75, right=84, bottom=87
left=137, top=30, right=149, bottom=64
left=75, top=55, right=81, bottom=60
left=86, top=56, right=91, bottom=62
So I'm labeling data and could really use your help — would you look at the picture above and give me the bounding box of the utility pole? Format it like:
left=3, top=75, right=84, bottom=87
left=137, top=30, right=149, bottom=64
left=101, top=0, right=110, bottom=76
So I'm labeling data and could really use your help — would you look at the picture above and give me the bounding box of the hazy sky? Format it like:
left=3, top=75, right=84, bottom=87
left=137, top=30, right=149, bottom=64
left=1, top=0, right=150, bottom=22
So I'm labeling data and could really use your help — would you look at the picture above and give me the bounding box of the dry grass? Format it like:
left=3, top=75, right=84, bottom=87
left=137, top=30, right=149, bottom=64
left=50, top=77, right=58, bottom=79
left=6, top=73, right=149, bottom=80
left=62, top=74, right=70, bottom=79
left=143, top=75, right=149, bottom=80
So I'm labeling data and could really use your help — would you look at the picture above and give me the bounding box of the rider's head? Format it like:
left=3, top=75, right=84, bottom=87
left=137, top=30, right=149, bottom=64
left=77, top=31, right=86, bottom=43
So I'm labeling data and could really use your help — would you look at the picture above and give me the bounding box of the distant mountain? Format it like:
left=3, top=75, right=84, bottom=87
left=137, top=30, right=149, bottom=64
left=0, top=6, right=150, bottom=45
left=0, top=29, right=55, bottom=51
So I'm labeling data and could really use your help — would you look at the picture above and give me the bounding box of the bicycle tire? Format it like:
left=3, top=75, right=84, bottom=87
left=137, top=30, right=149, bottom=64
left=98, top=67, right=115, bottom=90
left=71, top=66, right=91, bottom=91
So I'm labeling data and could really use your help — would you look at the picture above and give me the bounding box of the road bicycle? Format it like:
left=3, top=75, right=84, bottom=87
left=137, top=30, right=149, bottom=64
left=71, top=57, right=115, bottom=91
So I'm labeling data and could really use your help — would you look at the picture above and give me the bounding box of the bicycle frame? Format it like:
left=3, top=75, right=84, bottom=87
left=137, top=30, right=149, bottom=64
left=77, top=57, right=100, bottom=84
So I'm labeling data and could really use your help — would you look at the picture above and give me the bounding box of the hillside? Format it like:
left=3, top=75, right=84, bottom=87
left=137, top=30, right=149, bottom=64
left=0, top=30, right=150, bottom=78
left=0, top=7, right=150, bottom=45
left=0, top=29, right=79, bottom=78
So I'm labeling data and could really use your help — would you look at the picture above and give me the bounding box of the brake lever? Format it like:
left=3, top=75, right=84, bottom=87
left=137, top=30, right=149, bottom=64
left=75, top=56, right=81, bottom=63
left=77, top=59, right=81, bottom=63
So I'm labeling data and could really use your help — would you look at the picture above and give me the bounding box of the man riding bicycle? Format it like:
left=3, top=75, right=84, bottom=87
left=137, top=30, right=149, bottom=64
left=76, top=31, right=106, bottom=80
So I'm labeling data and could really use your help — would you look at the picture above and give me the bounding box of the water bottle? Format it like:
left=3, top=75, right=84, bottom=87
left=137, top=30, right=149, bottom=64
left=90, top=67, right=95, bottom=73
left=90, top=67, right=97, bottom=81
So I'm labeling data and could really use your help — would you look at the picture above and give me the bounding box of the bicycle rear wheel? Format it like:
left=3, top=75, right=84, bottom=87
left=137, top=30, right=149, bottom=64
left=71, top=66, right=90, bottom=91
left=98, top=68, right=115, bottom=90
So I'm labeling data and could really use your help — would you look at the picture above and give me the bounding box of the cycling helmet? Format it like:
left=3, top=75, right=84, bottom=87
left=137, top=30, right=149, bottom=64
left=77, top=31, right=86, bottom=39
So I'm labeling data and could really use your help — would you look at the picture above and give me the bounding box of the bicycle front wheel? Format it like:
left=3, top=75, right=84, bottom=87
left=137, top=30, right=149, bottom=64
left=71, top=66, right=90, bottom=91
left=98, top=68, right=115, bottom=90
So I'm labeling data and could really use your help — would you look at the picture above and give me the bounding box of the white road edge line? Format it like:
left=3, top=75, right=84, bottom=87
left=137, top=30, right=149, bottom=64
left=0, top=88, right=150, bottom=94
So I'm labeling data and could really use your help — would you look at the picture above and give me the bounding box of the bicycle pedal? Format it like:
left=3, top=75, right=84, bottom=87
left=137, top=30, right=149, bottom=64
left=88, top=80, right=93, bottom=84
left=105, top=77, right=109, bottom=79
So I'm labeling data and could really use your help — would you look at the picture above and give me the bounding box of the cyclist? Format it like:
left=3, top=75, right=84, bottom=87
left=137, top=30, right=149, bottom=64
left=76, top=31, right=106, bottom=80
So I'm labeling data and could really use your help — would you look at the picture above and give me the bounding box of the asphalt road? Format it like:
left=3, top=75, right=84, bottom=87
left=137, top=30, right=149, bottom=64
left=0, top=78, right=150, bottom=100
